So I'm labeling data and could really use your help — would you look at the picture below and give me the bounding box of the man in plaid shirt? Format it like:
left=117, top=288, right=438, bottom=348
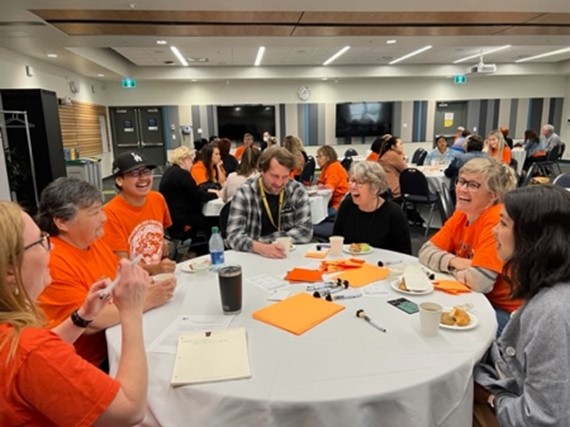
left=226, top=146, right=312, bottom=258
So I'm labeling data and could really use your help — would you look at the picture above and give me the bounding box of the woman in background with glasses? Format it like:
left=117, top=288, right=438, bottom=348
left=419, top=157, right=519, bottom=335
left=0, top=200, right=150, bottom=426
left=333, top=161, right=411, bottom=254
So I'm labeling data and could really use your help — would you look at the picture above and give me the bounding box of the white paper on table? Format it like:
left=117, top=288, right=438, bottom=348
left=148, top=314, right=234, bottom=354
left=247, top=274, right=289, bottom=292
left=268, top=289, right=291, bottom=301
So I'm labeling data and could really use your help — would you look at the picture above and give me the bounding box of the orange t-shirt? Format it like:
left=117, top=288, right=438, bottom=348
left=37, top=236, right=119, bottom=366
left=430, top=204, right=522, bottom=313
left=233, top=145, right=246, bottom=160
left=491, top=145, right=512, bottom=164
left=0, top=325, right=119, bottom=426
left=191, top=161, right=225, bottom=185
left=366, top=152, right=379, bottom=162
left=102, top=191, right=172, bottom=265
left=317, top=161, right=349, bottom=210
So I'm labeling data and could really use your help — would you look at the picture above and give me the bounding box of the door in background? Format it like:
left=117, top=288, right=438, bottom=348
left=110, top=106, right=166, bottom=170
left=434, top=101, right=467, bottom=147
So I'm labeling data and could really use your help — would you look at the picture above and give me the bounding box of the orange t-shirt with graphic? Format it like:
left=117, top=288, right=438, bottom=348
left=430, top=204, right=522, bottom=313
left=0, top=325, right=119, bottom=426
left=317, top=161, right=349, bottom=210
left=102, top=191, right=172, bottom=265
left=37, top=237, right=119, bottom=366
left=190, top=160, right=209, bottom=185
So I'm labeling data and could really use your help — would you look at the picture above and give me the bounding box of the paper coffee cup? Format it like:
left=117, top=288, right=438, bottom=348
left=419, top=302, right=442, bottom=336
left=152, top=273, right=174, bottom=283
left=275, top=236, right=292, bottom=253
left=329, top=235, right=344, bottom=256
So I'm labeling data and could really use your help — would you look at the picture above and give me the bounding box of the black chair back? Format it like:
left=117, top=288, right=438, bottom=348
left=411, top=148, right=427, bottom=165
left=300, top=156, right=316, bottom=184
left=344, top=148, right=358, bottom=157
left=340, top=156, right=353, bottom=171
left=219, top=201, right=232, bottom=240
left=399, top=168, right=433, bottom=201
left=559, top=142, right=566, bottom=159
left=553, top=173, right=570, bottom=189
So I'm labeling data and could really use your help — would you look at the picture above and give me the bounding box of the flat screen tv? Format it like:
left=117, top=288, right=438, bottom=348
left=335, top=102, right=393, bottom=138
left=216, top=105, right=275, bottom=142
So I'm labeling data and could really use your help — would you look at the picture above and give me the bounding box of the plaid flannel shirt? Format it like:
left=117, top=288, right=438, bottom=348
left=226, top=177, right=313, bottom=252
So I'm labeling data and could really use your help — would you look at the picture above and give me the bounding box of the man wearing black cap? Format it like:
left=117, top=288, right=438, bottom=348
left=102, top=152, right=176, bottom=275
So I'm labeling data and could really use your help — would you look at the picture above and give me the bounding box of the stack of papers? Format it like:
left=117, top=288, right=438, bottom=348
left=284, top=268, right=323, bottom=283
left=252, top=293, right=344, bottom=335
left=433, top=280, right=472, bottom=294
left=334, top=263, right=390, bottom=288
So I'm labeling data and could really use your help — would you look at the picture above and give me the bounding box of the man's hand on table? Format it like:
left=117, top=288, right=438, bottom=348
left=252, top=241, right=287, bottom=259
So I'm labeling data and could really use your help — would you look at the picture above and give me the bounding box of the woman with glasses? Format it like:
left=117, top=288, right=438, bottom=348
left=473, top=185, right=570, bottom=426
left=0, top=200, right=150, bottom=426
left=419, top=157, right=519, bottom=335
left=333, top=161, right=411, bottom=254
left=160, top=146, right=220, bottom=244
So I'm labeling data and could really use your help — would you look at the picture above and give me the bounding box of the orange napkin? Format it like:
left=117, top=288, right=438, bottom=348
left=305, top=250, right=329, bottom=259
left=334, top=263, right=390, bottom=288
left=433, top=280, right=472, bottom=295
left=252, top=293, right=345, bottom=335
left=284, top=268, right=323, bottom=283
left=320, top=258, right=365, bottom=273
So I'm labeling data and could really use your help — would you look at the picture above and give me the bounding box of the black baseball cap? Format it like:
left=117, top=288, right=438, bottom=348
left=112, top=152, right=157, bottom=176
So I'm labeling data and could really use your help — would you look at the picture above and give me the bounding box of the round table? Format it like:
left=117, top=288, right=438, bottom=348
left=106, top=245, right=495, bottom=427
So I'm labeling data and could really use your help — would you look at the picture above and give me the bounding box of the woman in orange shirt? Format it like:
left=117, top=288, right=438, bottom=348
left=316, top=145, right=349, bottom=211
left=485, top=129, right=512, bottom=165
left=191, top=142, right=227, bottom=186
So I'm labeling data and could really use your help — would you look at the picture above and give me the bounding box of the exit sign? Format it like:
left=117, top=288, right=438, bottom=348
left=453, top=75, right=467, bottom=85
left=122, top=78, right=137, bottom=88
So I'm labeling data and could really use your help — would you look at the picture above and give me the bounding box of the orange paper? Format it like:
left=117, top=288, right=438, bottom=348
left=252, top=293, right=345, bottom=335
left=284, top=268, right=323, bottom=283
left=334, top=263, right=390, bottom=288
left=434, top=280, right=472, bottom=295
left=320, top=258, right=365, bottom=273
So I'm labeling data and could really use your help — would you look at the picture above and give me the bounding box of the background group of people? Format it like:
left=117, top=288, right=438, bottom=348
left=1, top=124, right=569, bottom=425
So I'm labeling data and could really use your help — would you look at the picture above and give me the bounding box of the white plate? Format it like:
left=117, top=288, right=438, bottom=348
left=342, top=244, right=373, bottom=255
left=181, top=259, right=211, bottom=273
left=439, top=308, right=479, bottom=331
left=390, top=278, right=433, bottom=295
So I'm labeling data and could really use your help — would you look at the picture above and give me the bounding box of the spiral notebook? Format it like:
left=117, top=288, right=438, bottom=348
left=170, top=327, right=251, bottom=386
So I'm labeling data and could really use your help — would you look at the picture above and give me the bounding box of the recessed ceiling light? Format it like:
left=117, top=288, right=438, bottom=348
left=254, top=46, right=266, bottom=67
left=170, top=46, right=188, bottom=66
left=323, top=46, right=351, bottom=66
left=156, top=40, right=167, bottom=45
left=96, top=73, right=105, bottom=77
left=386, top=40, right=397, bottom=45
left=389, top=45, right=432, bottom=65
left=47, top=53, right=58, bottom=58
left=515, top=47, right=570, bottom=63
left=453, top=45, right=511, bottom=64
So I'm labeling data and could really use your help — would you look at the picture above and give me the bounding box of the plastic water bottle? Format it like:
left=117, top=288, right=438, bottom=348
left=209, top=226, right=225, bottom=271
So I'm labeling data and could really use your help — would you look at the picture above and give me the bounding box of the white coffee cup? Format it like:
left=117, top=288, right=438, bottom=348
left=275, top=236, right=292, bottom=253
left=419, top=302, right=443, bottom=336
left=152, top=273, right=174, bottom=283
left=329, top=235, right=344, bottom=256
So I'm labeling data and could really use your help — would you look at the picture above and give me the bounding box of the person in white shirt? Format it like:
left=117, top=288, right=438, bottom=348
left=222, top=147, right=260, bottom=203
left=425, top=135, right=455, bottom=165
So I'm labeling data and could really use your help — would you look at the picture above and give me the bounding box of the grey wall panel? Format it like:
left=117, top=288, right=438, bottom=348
left=527, top=98, right=544, bottom=132
left=509, top=99, right=518, bottom=136
left=466, top=100, right=480, bottom=134
left=549, top=97, right=564, bottom=131
left=412, top=100, right=427, bottom=142
left=191, top=105, right=201, bottom=141
left=308, top=103, right=319, bottom=146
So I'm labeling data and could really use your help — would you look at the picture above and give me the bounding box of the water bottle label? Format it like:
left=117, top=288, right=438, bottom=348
left=210, top=251, right=225, bottom=267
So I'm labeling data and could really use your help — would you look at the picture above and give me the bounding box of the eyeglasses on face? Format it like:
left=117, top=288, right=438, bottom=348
left=126, top=168, right=152, bottom=178
left=456, top=178, right=482, bottom=191
left=24, top=231, right=51, bottom=251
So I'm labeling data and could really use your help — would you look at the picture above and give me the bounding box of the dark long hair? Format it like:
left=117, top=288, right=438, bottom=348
left=201, top=142, right=218, bottom=181
left=379, top=136, right=400, bottom=157
left=503, top=186, right=570, bottom=300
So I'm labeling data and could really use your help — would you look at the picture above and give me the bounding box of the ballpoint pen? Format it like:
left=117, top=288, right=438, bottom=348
left=356, top=309, right=387, bottom=333
left=99, top=254, right=143, bottom=300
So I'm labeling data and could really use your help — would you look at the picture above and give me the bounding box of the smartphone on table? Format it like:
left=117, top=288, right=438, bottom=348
left=387, top=297, right=419, bottom=314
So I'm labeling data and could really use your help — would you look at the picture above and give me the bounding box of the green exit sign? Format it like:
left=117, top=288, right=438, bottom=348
left=122, top=78, right=137, bottom=88
left=453, top=75, right=467, bottom=84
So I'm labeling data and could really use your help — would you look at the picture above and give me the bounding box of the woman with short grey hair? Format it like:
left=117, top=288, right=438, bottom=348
left=332, top=161, right=411, bottom=254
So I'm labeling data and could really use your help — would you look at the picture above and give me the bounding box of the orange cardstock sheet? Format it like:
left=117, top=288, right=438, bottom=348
left=284, top=268, right=323, bottom=283
left=433, top=280, right=472, bottom=294
left=252, top=293, right=345, bottom=335
left=333, top=263, right=390, bottom=288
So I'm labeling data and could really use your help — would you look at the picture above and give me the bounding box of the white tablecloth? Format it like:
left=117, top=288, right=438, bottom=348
left=511, top=149, right=526, bottom=175
left=106, top=245, right=495, bottom=427
left=202, top=198, right=225, bottom=217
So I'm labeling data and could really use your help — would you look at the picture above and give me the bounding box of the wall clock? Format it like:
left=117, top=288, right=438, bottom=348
left=297, top=85, right=311, bottom=101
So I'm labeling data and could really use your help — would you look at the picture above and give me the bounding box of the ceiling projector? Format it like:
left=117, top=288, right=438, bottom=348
left=468, top=62, right=497, bottom=74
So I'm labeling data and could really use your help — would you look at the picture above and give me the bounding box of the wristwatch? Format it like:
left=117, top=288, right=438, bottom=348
left=71, top=309, right=93, bottom=328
